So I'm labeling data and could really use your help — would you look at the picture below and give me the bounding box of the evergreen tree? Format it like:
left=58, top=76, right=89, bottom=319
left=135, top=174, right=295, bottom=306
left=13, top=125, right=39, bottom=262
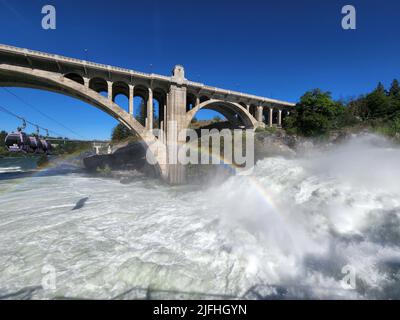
left=0, top=130, right=7, bottom=154
left=376, top=82, right=386, bottom=95
left=111, top=123, right=133, bottom=142
left=137, top=100, right=146, bottom=126
left=134, top=99, right=159, bottom=128
left=0, top=130, right=7, bottom=147
left=365, top=82, right=390, bottom=119
left=389, top=79, right=400, bottom=98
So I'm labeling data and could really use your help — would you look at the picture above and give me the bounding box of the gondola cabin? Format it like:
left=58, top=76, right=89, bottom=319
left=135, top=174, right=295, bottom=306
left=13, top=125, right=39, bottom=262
left=5, top=131, right=31, bottom=153
left=29, top=136, right=44, bottom=154
left=40, top=139, right=52, bottom=154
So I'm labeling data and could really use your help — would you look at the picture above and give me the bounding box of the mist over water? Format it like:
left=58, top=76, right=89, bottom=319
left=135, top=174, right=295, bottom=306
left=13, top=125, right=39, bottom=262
left=0, top=133, right=399, bottom=299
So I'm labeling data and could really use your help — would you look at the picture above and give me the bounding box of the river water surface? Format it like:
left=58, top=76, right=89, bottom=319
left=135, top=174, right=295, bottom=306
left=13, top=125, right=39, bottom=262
left=0, top=134, right=400, bottom=299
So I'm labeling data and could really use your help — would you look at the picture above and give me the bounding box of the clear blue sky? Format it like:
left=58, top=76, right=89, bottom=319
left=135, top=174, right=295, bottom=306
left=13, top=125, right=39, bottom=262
left=0, top=0, right=399, bottom=140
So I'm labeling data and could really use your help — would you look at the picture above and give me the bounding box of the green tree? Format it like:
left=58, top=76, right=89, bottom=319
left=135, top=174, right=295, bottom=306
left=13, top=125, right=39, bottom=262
left=388, top=79, right=400, bottom=118
left=284, top=89, right=345, bottom=137
left=389, top=79, right=400, bottom=98
left=136, top=100, right=146, bottom=126
left=347, top=95, right=369, bottom=120
left=392, top=116, right=400, bottom=134
left=111, top=123, right=133, bottom=142
left=365, top=82, right=391, bottom=119
left=376, top=81, right=386, bottom=95
left=0, top=130, right=7, bottom=147
left=282, top=115, right=297, bottom=135
left=0, top=130, right=7, bottom=155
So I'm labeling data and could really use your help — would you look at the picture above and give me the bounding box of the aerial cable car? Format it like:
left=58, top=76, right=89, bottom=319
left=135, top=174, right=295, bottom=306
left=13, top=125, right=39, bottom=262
left=28, top=125, right=44, bottom=154
left=40, top=129, right=52, bottom=154
left=4, top=118, right=31, bottom=153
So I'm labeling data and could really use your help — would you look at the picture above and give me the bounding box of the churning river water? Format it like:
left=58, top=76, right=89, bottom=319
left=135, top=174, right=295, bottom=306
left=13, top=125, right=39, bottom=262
left=0, top=134, right=400, bottom=300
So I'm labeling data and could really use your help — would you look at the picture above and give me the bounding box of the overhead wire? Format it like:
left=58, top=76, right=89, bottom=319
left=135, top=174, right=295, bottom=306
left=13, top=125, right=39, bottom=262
left=0, top=103, right=65, bottom=137
left=1, top=87, right=85, bottom=139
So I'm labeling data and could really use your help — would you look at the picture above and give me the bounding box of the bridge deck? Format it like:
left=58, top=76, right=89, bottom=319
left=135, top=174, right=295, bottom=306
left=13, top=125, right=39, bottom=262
left=0, top=44, right=295, bottom=107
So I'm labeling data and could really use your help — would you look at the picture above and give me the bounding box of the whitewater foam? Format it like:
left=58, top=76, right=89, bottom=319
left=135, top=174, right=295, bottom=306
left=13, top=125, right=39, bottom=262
left=0, top=133, right=399, bottom=299
left=0, top=166, right=22, bottom=174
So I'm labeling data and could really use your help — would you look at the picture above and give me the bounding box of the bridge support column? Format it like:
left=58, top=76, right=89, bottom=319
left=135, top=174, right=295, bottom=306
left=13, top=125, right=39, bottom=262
left=107, top=81, right=113, bottom=101
left=269, top=107, right=273, bottom=127
left=278, top=110, right=283, bottom=127
left=195, top=96, right=200, bottom=107
left=163, top=102, right=167, bottom=135
left=256, top=106, right=263, bottom=122
left=147, top=88, right=153, bottom=130
left=166, top=84, right=187, bottom=185
left=83, top=77, right=89, bottom=88
left=129, top=85, right=134, bottom=116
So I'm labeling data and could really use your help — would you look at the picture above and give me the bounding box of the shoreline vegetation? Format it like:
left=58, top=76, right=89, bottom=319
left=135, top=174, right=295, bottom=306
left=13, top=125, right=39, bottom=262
left=281, top=80, right=400, bottom=142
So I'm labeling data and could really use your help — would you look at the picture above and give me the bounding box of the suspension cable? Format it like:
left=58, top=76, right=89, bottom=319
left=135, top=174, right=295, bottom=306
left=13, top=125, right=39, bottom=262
left=0, top=103, right=65, bottom=138
left=1, top=87, right=85, bottom=139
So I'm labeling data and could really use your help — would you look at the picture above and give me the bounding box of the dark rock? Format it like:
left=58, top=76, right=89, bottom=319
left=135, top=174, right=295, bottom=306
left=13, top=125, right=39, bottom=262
left=83, top=141, right=158, bottom=178
left=83, top=154, right=112, bottom=172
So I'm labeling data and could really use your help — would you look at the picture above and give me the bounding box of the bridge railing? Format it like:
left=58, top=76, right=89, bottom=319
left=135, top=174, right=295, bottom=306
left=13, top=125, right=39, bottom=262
left=0, top=44, right=295, bottom=107
left=0, top=44, right=170, bottom=81
left=186, top=80, right=295, bottom=107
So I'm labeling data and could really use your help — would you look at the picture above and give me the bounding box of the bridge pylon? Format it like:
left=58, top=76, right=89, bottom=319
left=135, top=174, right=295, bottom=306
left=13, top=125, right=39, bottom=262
left=164, top=67, right=188, bottom=185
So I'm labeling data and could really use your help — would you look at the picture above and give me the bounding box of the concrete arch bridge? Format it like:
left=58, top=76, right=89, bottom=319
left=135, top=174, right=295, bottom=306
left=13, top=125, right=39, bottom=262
left=0, top=44, right=294, bottom=184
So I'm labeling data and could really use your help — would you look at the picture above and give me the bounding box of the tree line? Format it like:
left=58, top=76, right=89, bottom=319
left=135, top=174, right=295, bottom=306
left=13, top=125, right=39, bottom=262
left=283, top=79, right=400, bottom=138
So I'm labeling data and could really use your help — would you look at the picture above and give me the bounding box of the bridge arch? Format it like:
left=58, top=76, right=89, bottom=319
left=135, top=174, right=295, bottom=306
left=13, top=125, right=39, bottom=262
left=112, top=81, right=129, bottom=100
left=64, top=73, right=84, bottom=85
left=186, top=92, right=197, bottom=111
left=0, top=64, right=167, bottom=178
left=199, top=95, right=210, bottom=103
left=89, top=77, right=108, bottom=95
left=133, top=84, right=150, bottom=126
left=238, top=102, right=248, bottom=111
left=112, top=81, right=129, bottom=111
left=249, top=104, right=257, bottom=118
left=153, top=87, right=167, bottom=129
left=133, top=84, right=149, bottom=101
left=186, top=99, right=258, bottom=129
